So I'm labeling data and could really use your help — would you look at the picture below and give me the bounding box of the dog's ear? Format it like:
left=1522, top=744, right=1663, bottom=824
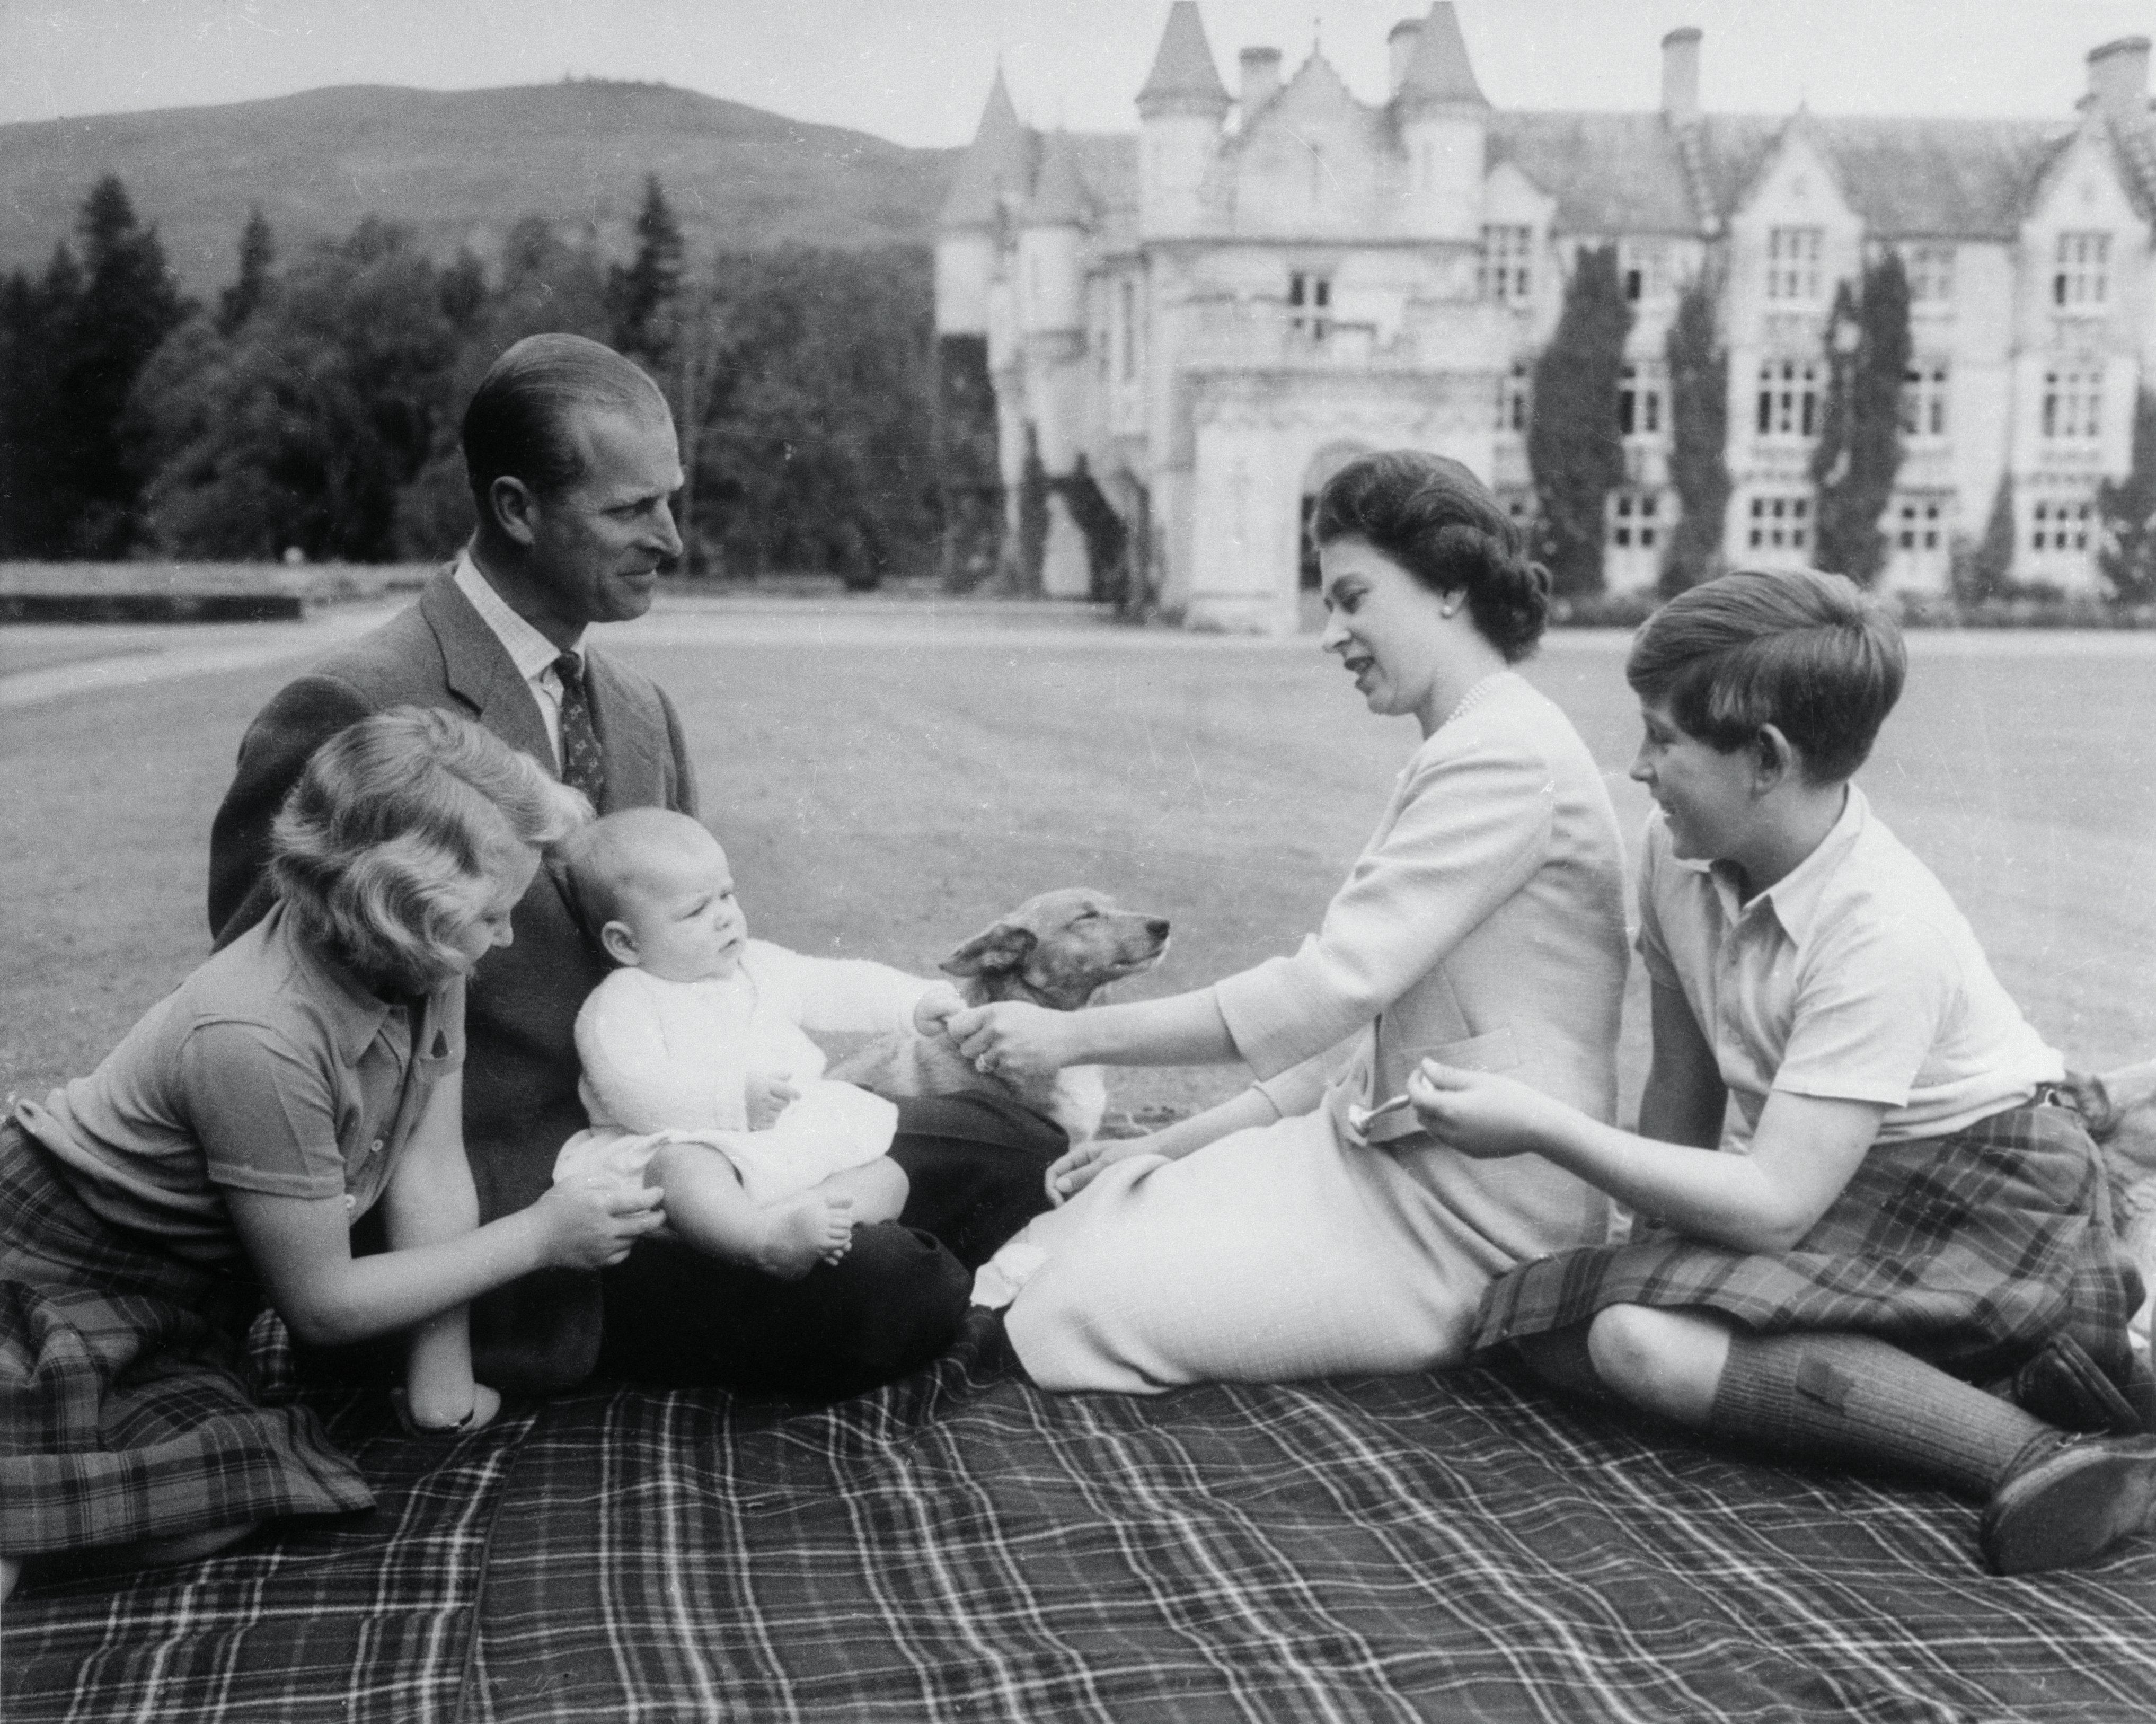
left=941, top=921, right=1037, bottom=977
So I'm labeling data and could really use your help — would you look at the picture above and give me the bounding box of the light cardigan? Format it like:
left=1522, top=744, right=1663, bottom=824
left=1212, top=669, right=1632, bottom=1262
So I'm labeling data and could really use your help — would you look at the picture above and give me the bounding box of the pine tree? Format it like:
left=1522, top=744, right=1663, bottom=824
left=1811, top=251, right=1911, bottom=585
left=609, top=175, right=685, bottom=370
left=0, top=247, right=81, bottom=555
left=1014, top=423, right=1049, bottom=595
left=1955, top=476, right=2016, bottom=602
left=2097, top=390, right=2156, bottom=603
left=52, top=175, right=187, bottom=556
left=217, top=207, right=276, bottom=337
left=1527, top=245, right=1632, bottom=597
left=1662, top=270, right=1730, bottom=594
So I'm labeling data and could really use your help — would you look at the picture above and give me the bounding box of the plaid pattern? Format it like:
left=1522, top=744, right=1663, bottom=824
left=0, top=1124, right=374, bottom=1556
left=1474, top=1102, right=2144, bottom=1385
left=9, top=1312, right=2156, bottom=1723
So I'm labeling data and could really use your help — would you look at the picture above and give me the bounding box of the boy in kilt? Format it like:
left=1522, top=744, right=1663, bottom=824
left=1406, top=567, right=2154, bottom=1575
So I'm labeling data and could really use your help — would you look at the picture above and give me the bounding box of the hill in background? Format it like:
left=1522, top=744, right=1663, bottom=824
left=0, top=80, right=959, bottom=293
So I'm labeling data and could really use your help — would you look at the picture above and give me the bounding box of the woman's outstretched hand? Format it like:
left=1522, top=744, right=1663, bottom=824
left=1407, top=1060, right=1572, bottom=1160
left=1045, top=1136, right=1157, bottom=1204
left=946, top=1001, right=1079, bottom=1082
left=529, top=1175, right=667, bottom=1269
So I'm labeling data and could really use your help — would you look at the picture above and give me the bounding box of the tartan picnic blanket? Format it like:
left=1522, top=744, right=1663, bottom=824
left=8, top=1312, right=2156, bottom=1723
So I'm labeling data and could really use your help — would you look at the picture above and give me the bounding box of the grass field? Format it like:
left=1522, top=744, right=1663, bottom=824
left=7, top=607, right=2156, bottom=1130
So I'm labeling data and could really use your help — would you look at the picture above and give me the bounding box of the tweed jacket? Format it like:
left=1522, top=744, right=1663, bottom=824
left=1212, top=670, right=1631, bottom=1265
left=207, top=566, right=697, bottom=1391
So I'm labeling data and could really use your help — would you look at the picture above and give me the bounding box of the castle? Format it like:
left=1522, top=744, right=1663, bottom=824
left=934, top=3, right=2156, bottom=631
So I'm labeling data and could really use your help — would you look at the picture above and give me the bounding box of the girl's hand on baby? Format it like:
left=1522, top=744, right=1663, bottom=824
left=745, top=1071, right=798, bottom=1130
left=913, top=982, right=967, bottom=1037
left=532, top=1176, right=666, bottom=1269
left=1407, top=1061, right=1570, bottom=1159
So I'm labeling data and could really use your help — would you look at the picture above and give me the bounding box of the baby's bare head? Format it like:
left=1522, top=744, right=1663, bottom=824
left=556, top=808, right=737, bottom=969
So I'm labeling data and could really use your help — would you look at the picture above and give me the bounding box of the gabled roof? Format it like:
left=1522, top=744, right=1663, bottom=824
left=1487, top=113, right=1699, bottom=233
left=1137, top=1, right=1230, bottom=116
left=939, top=66, right=1037, bottom=229
left=1023, top=131, right=1095, bottom=226
left=1396, top=3, right=1488, bottom=111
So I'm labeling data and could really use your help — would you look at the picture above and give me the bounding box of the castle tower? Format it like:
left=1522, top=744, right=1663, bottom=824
left=1137, top=2, right=1230, bottom=238
left=935, top=65, right=1032, bottom=336
left=1394, top=2, right=1488, bottom=242
left=1016, top=132, right=1095, bottom=596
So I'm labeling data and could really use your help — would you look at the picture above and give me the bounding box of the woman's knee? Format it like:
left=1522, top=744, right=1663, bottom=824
left=1585, top=1304, right=1729, bottom=1425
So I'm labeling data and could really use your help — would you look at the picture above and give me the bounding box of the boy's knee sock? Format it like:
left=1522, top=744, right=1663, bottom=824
left=1708, top=1331, right=2052, bottom=1499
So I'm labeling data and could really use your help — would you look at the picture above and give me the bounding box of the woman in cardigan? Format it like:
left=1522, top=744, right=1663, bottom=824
left=1, top=708, right=662, bottom=1600
left=948, top=451, right=1631, bottom=1393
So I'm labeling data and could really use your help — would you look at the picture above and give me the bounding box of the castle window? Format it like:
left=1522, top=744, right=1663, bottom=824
left=1621, top=240, right=1671, bottom=303
left=2042, top=365, right=2103, bottom=439
left=1905, top=243, right=1955, bottom=304
left=1894, top=495, right=1947, bottom=551
left=2053, top=233, right=2110, bottom=308
left=1899, top=360, right=1949, bottom=438
left=1288, top=270, right=1332, bottom=340
left=1618, top=363, right=1664, bottom=437
left=1746, top=492, right=1812, bottom=552
left=1765, top=226, right=1823, bottom=301
left=1607, top=489, right=1662, bottom=550
left=2029, top=495, right=2093, bottom=552
left=1496, top=360, right=1530, bottom=434
left=1756, top=357, right=1821, bottom=438
left=1480, top=226, right=1533, bottom=302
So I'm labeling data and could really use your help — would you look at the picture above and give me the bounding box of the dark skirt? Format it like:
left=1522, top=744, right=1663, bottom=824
left=0, top=1120, right=374, bottom=1558
left=1471, top=1102, right=2144, bottom=1388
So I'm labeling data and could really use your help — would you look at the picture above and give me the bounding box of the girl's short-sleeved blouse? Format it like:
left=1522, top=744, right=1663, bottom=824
left=14, top=902, right=465, bottom=1265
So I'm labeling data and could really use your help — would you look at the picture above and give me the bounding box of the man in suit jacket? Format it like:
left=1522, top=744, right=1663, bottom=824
left=210, top=335, right=1057, bottom=1395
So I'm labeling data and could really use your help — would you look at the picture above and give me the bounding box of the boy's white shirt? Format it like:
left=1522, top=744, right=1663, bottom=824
left=1637, top=783, right=2062, bottom=1152
left=554, top=942, right=934, bottom=1206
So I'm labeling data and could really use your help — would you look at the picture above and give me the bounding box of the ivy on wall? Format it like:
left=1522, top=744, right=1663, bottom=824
left=1810, top=251, right=1911, bottom=585
left=2097, top=389, right=2156, bottom=603
left=1527, top=244, right=1632, bottom=597
left=1662, top=269, right=1730, bottom=594
left=935, top=333, right=1002, bottom=592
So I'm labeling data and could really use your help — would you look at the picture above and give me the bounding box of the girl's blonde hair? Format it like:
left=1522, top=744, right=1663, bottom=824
left=271, top=706, right=590, bottom=994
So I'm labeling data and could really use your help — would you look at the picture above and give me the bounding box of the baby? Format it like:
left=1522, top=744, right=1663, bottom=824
left=552, top=808, right=962, bottom=1279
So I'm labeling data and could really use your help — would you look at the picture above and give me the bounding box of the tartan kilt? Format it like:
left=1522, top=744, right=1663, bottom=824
left=1471, top=1102, right=2144, bottom=1388
left=0, top=1120, right=375, bottom=1558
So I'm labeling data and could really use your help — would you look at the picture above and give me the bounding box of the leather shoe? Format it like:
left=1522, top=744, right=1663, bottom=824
left=2007, top=1333, right=2145, bottom=1436
left=1980, top=1432, right=2156, bottom=1575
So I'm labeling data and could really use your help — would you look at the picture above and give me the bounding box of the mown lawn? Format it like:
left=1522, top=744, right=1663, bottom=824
left=7, top=609, right=2156, bottom=1127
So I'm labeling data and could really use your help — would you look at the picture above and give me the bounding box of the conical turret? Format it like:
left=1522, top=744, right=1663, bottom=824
left=1138, top=3, right=1227, bottom=236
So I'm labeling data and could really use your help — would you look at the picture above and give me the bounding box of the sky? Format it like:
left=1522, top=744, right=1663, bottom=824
left=2, top=1, right=2153, bottom=146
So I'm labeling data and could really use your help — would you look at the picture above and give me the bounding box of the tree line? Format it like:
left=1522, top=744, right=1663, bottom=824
left=0, top=175, right=959, bottom=587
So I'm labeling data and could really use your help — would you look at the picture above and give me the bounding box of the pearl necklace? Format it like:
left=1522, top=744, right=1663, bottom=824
left=1439, top=670, right=1508, bottom=732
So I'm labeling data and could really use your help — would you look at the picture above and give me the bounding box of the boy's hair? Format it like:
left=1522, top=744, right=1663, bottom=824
left=1627, top=568, right=1906, bottom=782
left=553, top=807, right=718, bottom=946
left=272, top=706, right=589, bottom=995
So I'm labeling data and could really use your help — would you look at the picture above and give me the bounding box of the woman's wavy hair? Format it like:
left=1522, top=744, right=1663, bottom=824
left=271, top=707, right=590, bottom=995
left=1625, top=567, right=1905, bottom=782
left=1310, top=451, right=1551, bottom=662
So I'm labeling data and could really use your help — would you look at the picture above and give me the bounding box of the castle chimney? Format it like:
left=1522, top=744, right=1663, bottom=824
left=1388, top=19, right=1422, bottom=97
left=1661, top=27, right=1702, bottom=127
left=2088, top=37, right=2151, bottom=126
left=1240, top=47, right=1282, bottom=117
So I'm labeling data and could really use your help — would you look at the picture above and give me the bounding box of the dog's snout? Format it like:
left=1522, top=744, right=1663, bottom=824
left=1146, top=919, right=1171, bottom=942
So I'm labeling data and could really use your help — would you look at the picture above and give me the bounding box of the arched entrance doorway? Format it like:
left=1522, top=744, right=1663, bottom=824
left=1298, top=441, right=1374, bottom=590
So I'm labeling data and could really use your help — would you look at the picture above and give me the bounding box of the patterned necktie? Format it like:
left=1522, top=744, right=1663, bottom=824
left=553, top=651, right=607, bottom=807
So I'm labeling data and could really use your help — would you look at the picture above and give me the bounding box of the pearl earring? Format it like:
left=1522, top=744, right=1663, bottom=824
left=1440, top=597, right=1463, bottom=618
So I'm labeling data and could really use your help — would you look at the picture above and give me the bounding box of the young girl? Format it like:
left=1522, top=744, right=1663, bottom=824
left=1406, top=569, right=2153, bottom=1575
left=1, top=707, right=663, bottom=1601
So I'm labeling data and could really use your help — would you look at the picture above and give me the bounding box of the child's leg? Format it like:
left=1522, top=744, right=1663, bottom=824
left=648, top=1142, right=853, bottom=1281
left=1582, top=1303, right=2156, bottom=1572
left=816, top=1157, right=908, bottom=1227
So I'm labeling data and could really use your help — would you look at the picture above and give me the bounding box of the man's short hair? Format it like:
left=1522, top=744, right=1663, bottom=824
left=462, top=333, right=669, bottom=522
left=1625, top=568, right=1907, bottom=782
